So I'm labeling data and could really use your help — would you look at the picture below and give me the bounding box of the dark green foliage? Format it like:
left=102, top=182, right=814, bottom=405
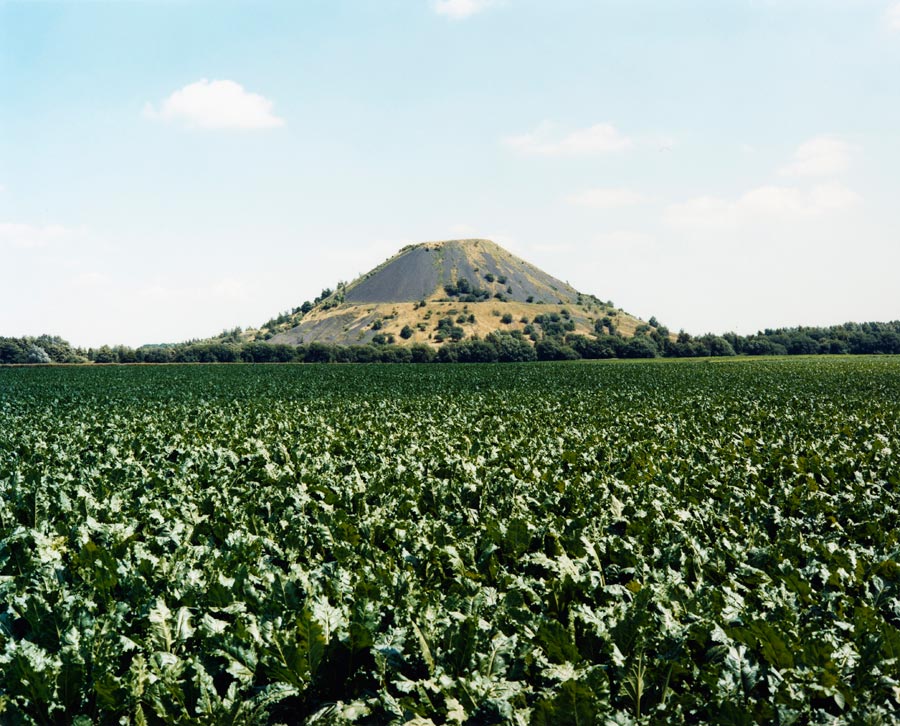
left=434, top=317, right=465, bottom=343
left=667, top=322, right=900, bottom=358
left=443, top=278, right=490, bottom=301
left=621, top=336, right=658, bottom=358
left=409, top=344, right=436, bottom=363
left=6, top=322, right=900, bottom=371
left=706, top=336, right=736, bottom=357
left=0, top=335, right=86, bottom=364
left=567, top=334, right=622, bottom=359
left=449, top=339, right=498, bottom=362
left=533, top=313, right=568, bottom=338
left=1, top=360, right=900, bottom=723
left=535, top=338, right=580, bottom=360
left=241, top=342, right=300, bottom=363
left=303, top=342, right=335, bottom=363
left=435, top=333, right=536, bottom=363
left=25, top=345, right=51, bottom=364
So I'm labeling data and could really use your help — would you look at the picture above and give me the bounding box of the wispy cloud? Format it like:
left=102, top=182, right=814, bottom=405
left=778, top=135, right=852, bottom=177
left=887, top=2, right=900, bottom=31
left=144, top=79, right=285, bottom=130
left=503, top=121, right=632, bottom=156
left=434, top=0, right=494, bottom=20
left=567, top=187, right=647, bottom=209
left=665, top=183, right=861, bottom=229
left=0, top=222, right=82, bottom=249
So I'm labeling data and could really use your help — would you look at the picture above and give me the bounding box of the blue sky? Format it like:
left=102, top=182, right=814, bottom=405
left=2, top=0, right=899, bottom=347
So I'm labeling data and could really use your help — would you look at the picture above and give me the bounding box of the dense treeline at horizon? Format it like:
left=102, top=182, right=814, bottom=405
left=2, top=320, right=900, bottom=365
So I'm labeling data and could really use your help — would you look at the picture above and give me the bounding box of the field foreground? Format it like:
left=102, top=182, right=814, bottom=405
left=1, top=359, right=899, bottom=724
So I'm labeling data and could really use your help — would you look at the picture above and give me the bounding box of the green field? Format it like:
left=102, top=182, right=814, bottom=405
left=1, top=359, right=899, bottom=724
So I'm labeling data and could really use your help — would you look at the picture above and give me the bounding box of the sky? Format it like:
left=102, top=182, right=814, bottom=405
left=1, top=0, right=899, bottom=348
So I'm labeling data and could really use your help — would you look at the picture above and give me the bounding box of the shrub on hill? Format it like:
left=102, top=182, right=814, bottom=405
left=434, top=317, right=465, bottom=342
left=443, top=278, right=490, bottom=301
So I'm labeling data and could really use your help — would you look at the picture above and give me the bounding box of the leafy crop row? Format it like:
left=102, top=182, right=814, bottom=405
left=1, top=360, right=899, bottom=724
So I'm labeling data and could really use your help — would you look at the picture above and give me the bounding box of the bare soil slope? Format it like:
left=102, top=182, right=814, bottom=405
left=341, top=239, right=580, bottom=305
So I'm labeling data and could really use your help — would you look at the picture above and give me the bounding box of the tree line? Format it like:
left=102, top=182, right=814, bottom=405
left=2, top=321, right=899, bottom=365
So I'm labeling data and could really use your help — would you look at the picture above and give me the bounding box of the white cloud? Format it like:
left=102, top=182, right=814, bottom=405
left=666, top=136, right=859, bottom=229
left=144, top=79, right=285, bottom=129
left=887, top=2, right=900, bottom=31
left=806, top=182, right=862, bottom=211
left=778, top=135, right=852, bottom=177
left=503, top=121, right=632, bottom=156
left=665, top=183, right=861, bottom=229
left=72, top=271, right=110, bottom=288
left=0, top=222, right=81, bottom=249
left=567, top=187, right=647, bottom=209
left=434, top=0, right=493, bottom=19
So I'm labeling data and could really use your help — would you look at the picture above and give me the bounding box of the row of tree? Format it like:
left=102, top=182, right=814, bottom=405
left=0, top=336, right=89, bottom=365
left=2, top=321, right=899, bottom=365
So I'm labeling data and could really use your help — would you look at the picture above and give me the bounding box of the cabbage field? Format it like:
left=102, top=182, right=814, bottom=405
left=1, top=359, right=899, bottom=724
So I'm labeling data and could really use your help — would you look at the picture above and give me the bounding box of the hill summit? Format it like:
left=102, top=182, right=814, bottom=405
left=259, top=238, right=649, bottom=347
left=340, top=238, right=579, bottom=305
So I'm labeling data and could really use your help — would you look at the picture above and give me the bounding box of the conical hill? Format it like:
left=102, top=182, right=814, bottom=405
left=260, top=239, right=649, bottom=347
